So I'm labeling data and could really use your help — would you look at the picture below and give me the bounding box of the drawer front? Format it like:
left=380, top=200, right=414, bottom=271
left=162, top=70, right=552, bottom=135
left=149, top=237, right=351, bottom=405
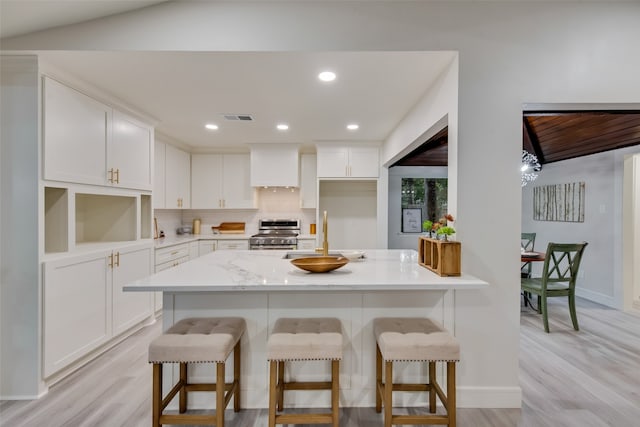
left=155, top=256, right=189, bottom=272
left=155, top=243, right=189, bottom=265
left=217, top=240, right=249, bottom=250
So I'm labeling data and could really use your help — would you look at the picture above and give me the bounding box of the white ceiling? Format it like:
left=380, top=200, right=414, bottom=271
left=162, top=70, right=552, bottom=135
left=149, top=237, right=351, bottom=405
left=2, top=1, right=456, bottom=151
left=0, top=0, right=169, bottom=39
left=37, top=51, right=455, bottom=150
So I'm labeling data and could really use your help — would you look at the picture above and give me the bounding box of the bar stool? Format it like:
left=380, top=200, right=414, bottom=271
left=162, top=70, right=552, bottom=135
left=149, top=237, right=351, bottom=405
left=374, top=317, right=460, bottom=427
left=148, top=317, right=246, bottom=427
left=267, top=317, right=342, bottom=427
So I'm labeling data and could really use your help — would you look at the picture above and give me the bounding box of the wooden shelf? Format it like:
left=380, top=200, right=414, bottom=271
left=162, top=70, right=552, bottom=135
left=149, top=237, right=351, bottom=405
left=418, top=236, right=461, bottom=277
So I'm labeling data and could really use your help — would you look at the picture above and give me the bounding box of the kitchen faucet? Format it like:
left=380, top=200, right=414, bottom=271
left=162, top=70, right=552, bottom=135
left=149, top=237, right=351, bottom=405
left=316, top=210, right=329, bottom=256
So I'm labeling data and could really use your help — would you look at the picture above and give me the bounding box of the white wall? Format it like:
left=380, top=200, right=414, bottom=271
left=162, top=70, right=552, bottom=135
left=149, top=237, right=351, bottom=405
left=388, top=166, right=448, bottom=250
left=2, top=0, right=640, bottom=407
left=522, top=146, right=640, bottom=308
left=318, top=180, right=378, bottom=250
left=0, top=56, right=42, bottom=398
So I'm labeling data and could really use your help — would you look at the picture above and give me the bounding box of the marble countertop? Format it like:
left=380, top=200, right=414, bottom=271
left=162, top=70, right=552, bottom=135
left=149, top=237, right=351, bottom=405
left=124, top=249, right=488, bottom=292
left=155, top=234, right=317, bottom=249
left=155, top=234, right=253, bottom=248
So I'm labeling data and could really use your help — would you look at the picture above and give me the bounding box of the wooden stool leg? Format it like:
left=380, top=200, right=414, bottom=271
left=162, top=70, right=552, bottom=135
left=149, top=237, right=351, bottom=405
left=234, top=340, right=241, bottom=412
left=152, top=363, right=162, bottom=427
left=384, top=360, right=393, bottom=427
left=332, top=360, right=340, bottom=427
left=268, top=361, right=277, bottom=427
left=429, top=361, right=436, bottom=413
left=375, top=345, right=382, bottom=413
left=447, top=361, right=457, bottom=427
left=277, top=361, right=285, bottom=411
left=216, top=362, right=225, bottom=427
left=179, top=363, right=187, bottom=413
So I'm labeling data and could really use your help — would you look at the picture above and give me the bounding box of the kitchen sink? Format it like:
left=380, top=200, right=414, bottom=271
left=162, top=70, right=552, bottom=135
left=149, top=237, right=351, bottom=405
left=283, top=251, right=344, bottom=259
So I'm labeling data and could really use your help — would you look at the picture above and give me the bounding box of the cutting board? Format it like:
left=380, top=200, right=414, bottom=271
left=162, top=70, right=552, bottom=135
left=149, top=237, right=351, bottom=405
left=212, top=222, right=245, bottom=234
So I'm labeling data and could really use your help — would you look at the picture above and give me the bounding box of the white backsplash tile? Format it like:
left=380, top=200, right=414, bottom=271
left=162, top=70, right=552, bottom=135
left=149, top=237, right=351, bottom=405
left=155, top=188, right=316, bottom=237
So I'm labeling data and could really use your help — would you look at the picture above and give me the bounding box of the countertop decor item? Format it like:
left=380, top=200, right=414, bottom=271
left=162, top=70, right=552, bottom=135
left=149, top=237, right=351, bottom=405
left=211, top=222, right=245, bottom=234
left=418, top=236, right=461, bottom=276
left=291, top=256, right=349, bottom=273
left=432, top=213, right=456, bottom=241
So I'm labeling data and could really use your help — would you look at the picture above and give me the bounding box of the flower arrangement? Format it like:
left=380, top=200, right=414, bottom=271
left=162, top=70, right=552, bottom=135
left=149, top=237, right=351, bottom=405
left=422, top=220, right=433, bottom=233
left=432, top=214, right=456, bottom=240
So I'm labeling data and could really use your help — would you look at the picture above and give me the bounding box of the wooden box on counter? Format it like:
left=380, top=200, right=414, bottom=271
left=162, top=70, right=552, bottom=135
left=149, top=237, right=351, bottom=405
left=418, top=236, right=461, bottom=277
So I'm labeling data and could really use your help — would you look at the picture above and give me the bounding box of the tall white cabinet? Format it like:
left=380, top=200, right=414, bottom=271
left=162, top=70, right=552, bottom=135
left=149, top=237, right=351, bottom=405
left=41, top=76, right=154, bottom=381
left=300, top=154, right=317, bottom=208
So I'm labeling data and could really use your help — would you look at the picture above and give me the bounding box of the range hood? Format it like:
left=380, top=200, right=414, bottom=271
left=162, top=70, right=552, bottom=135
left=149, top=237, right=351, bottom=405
left=250, top=144, right=300, bottom=187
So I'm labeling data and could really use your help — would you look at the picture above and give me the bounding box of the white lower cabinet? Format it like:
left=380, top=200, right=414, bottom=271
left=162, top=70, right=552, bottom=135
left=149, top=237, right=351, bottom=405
left=112, top=246, right=154, bottom=335
left=199, top=240, right=218, bottom=256
left=43, top=243, right=152, bottom=378
left=153, top=242, right=198, bottom=311
left=217, top=239, right=249, bottom=250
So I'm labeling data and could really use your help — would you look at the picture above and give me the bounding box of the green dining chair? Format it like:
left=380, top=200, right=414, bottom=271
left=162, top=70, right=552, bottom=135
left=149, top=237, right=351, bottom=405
left=521, top=232, right=536, bottom=278
left=521, top=242, right=588, bottom=333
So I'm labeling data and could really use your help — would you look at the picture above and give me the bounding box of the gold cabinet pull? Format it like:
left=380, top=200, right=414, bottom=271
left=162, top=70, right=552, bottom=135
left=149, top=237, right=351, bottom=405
left=108, top=253, right=114, bottom=268
left=114, top=252, right=120, bottom=267
left=114, top=168, right=120, bottom=184
left=108, top=168, right=114, bottom=183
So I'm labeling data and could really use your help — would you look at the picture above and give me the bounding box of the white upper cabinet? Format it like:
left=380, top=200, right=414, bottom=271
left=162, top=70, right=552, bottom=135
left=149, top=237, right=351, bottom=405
left=192, top=153, right=255, bottom=209
left=223, top=154, right=255, bottom=208
left=191, top=154, right=223, bottom=209
left=164, top=144, right=190, bottom=209
left=153, top=140, right=165, bottom=209
left=43, top=76, right=110, bottom=186
left=250, top=144, right=299, bottom=187
left=110, top=110, right=153, bottom=190
left=316, top=145, right=379, bottom=178
left=43, top=77, right=153, bottom=190
left=300, top=154, right=317, bottom=208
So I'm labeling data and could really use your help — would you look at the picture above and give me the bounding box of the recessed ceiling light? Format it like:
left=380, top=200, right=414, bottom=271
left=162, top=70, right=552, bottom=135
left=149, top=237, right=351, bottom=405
left=205, top=123, right=219, bottom=130
left=277, top=123, right=289, bottom=131
left=318, top=71, right=336, bottom=82
left=347, top=123, right=359, bottom=131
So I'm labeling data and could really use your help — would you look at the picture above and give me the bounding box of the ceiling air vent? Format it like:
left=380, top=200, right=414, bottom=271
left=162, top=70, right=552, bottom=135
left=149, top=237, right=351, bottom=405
left=222, top=114, right=254, bottom=121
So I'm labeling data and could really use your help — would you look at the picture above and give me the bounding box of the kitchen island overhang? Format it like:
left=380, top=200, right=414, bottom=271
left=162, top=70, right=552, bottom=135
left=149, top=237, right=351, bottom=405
left=124, top=249, right=488, bottom=410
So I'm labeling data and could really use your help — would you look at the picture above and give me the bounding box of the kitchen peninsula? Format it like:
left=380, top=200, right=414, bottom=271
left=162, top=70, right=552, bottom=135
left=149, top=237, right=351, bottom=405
left=124, top=249, right=487, bottom=409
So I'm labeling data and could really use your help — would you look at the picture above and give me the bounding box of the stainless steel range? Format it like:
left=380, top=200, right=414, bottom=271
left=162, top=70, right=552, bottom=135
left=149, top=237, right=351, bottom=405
left=249, top=219, right=300, bottom=250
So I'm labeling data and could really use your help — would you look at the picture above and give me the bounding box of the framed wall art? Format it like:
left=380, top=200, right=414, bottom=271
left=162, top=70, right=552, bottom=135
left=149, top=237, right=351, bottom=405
left=533, top=181, right=585, bottom=222
left=402, top=208, right=422, bottom=233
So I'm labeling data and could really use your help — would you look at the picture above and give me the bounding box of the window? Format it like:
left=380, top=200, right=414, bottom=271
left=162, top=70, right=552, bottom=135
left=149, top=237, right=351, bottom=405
left=401, top=178, right=448, bottom=231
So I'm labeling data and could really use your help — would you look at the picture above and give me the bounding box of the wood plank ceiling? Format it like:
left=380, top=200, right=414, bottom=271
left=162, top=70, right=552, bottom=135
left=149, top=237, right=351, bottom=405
left=391, top=111, right=640, bottom=167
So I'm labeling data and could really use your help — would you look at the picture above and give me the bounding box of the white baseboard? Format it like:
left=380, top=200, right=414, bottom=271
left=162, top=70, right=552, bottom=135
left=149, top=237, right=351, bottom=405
left=575, top=287, right=617, bottom=308
left=0, top=389, right=48, bottom=401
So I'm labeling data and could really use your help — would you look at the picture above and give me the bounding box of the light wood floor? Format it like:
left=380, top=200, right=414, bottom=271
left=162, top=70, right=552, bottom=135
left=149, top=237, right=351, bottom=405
left=1, top=297, right=639, bottom=426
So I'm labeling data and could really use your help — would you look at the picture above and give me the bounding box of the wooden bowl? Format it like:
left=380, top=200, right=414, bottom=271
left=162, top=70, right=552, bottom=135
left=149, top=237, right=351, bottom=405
left=291, top=256, right=349, bottom=273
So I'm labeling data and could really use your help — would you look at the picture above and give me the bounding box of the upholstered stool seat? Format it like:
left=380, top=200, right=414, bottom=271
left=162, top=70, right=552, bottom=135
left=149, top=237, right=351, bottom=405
left=149, top=317, right=246, bottom=427
left=267, top=317, right=342, bottom=427
left=374, top=317, right=460, bottom=427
